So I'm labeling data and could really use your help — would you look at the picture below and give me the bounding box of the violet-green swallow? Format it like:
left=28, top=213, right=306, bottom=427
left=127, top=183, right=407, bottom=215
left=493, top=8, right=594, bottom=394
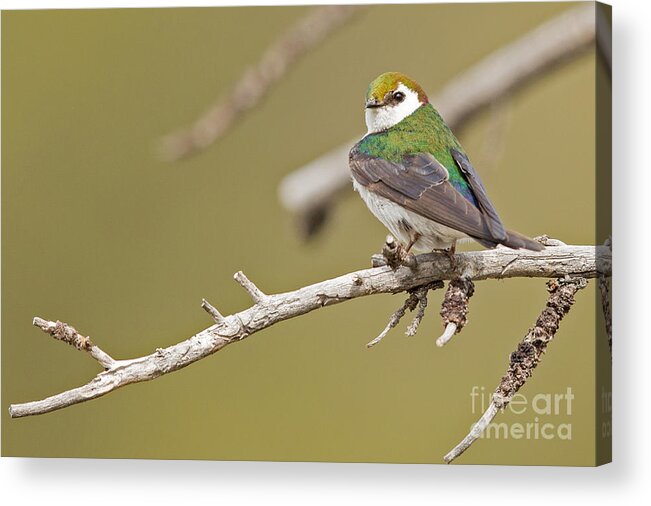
left=349, top=72, right=542, bottom=259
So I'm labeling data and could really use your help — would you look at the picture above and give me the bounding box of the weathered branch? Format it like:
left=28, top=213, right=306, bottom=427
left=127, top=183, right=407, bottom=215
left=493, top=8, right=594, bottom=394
left=599, top=237, right=612, bottom=353
left=367, top=281, right=443, bottom=348
left=278, top=5, right=597, bottom=238
left=436, top=323, right=458, bottom=348
left=437, top=278, right=475, bottom=347
left=9, top=243, right=610, bottom=421
left=599, top=274, right=612, bottom=353
left=201, top=298, right=225, bottom=323
left=234, top=270, right=268, bottom=303
left=443, top=276, right=588, bottom=463
left=159, top=5, right=363, bottom=161
left=32, top=317, right=115, bottom=370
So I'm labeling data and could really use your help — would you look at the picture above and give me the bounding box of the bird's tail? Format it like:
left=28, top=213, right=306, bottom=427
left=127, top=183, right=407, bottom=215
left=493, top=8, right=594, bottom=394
left=500, top=229, right=544, bottom=251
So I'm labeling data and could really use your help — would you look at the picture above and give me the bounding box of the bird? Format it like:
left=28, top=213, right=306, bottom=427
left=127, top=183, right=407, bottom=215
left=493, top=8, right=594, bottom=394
left=349, top=71, right=543, bottom=265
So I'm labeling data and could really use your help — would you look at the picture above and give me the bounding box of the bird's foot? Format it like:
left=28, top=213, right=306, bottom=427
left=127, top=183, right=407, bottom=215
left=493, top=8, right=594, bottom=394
left=445, top=248, right=457, bottom=270
left=396, top=246, right=417, bottom=269
left=371, top=235, right=417, bottom=269
left=433, top=244, right=457, bottom=270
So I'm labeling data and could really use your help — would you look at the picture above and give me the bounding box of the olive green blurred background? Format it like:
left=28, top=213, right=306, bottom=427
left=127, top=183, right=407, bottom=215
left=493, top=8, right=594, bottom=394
left=2, top=2, right=608, bottom=465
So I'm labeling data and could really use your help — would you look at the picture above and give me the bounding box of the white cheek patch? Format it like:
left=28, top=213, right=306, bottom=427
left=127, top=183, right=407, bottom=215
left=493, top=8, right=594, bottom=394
left=365, top=83, right=423, bottom=134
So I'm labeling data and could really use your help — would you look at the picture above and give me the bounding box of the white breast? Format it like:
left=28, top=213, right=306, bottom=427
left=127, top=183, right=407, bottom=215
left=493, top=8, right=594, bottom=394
left=352, top=180, right=468, bottom=253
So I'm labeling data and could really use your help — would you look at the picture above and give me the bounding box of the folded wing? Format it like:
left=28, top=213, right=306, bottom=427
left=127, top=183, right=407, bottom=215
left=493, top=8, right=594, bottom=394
left=349, top=145, right=542, bottom=251
left=350, top=145, right=501, bottom=247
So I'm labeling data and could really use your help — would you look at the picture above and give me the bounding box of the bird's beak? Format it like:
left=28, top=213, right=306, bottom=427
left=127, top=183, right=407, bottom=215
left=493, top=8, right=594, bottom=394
left=365, top=98, right=383, bottom=109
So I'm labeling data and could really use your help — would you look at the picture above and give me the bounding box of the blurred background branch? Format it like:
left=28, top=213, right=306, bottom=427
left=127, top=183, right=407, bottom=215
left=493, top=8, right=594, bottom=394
left=278, top=4, right=600, bottom=239
left=158, top=5, right=364, bottom=161
left=596, top=3, right=612, bottom=74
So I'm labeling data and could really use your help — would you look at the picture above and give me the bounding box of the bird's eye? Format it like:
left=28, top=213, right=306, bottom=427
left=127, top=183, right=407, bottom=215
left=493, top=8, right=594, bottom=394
left=393, top=91, right=406, bottom=102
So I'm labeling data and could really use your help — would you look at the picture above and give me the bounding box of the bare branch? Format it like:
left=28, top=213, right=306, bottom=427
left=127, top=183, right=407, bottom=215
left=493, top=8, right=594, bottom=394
left=599, top=274, right=612, bottom=354
left=159, top=5, right=363, bottom=161
left=534, top=234, right=567, bottom=247
left=32, top=317, right=115, bottom=369
left=436, top=278, right=475, bottom=347
left=367, top=281, right=442, bottom=348
left=443, top=401, right=500, bottom=463
left=436, top=323, right=458, bottom=348
left=444, top=276, right=588, bottom=463
left=9, top=243, right=609, bottom=419
left=366, top=296, right=414, bottom=348
left=278, top=5, right=597, bottom=238
left=405, top=283, right=439, bottom=337
left=234, top=270, right=267, bottom=303
left=201, top=298, right=225, bottom=324
left=599, top=237, right=612, bottom=353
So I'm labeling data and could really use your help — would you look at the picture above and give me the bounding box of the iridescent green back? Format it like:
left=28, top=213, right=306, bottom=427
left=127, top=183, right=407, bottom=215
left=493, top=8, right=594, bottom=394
left=357, top=104, right=478, bottom=207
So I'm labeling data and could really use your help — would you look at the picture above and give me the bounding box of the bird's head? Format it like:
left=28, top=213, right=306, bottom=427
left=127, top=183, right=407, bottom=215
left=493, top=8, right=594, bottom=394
left=364, top=72, right=428, bottom=134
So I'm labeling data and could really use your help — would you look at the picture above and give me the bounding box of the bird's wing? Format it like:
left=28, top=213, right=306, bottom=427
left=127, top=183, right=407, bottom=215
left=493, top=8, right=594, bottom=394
left=450, top=148, right=506, bottom=241
left=349, top=145, right=500, bottom=246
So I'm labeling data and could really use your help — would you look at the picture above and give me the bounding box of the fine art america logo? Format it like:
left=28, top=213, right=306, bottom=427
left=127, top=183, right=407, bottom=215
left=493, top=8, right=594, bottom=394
left=471, top=386, right=573, bottom=440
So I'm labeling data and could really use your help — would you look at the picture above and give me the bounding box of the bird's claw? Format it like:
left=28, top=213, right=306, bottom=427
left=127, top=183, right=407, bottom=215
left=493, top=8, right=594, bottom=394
left=399, top=249, right=417, bottom=269
left=445, top=248, right=457, bottom=270
left=379, top=235, right=417, bottom=270
left=432, top=247, right=457, bottom=270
